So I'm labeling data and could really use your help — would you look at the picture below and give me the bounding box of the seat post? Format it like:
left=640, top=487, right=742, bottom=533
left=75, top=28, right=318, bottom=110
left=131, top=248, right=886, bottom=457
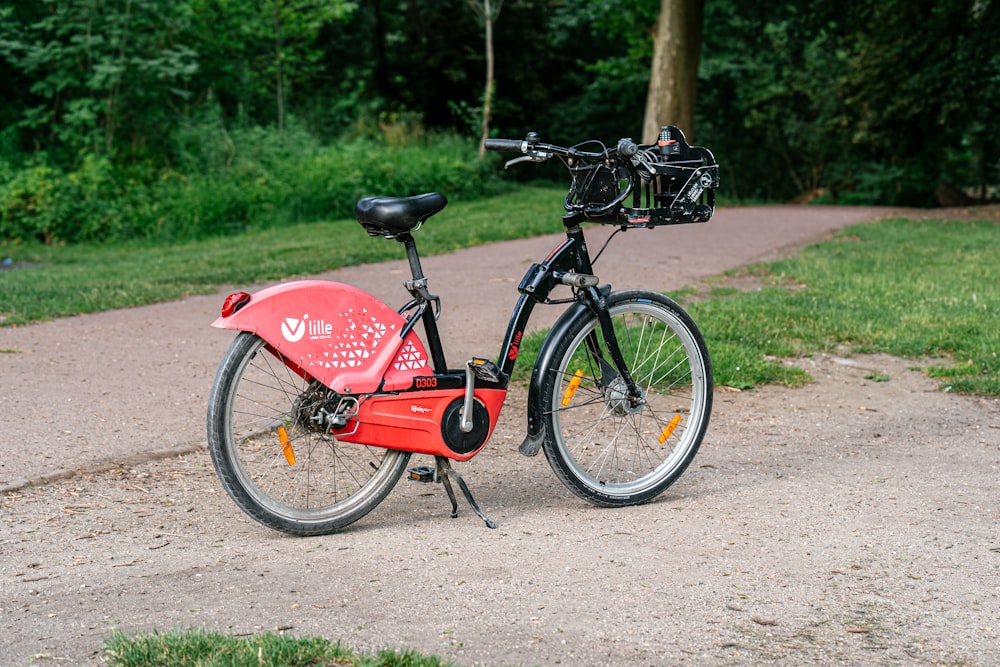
left=397, top=233, right=426, bottom=282
left=396, top=233, right=448, bottom=373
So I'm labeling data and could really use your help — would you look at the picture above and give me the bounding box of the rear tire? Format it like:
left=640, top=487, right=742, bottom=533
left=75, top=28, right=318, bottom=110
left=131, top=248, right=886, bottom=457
left=207, top=332, right=409, bottom=535
left=539, top=290, right=712, bottom=506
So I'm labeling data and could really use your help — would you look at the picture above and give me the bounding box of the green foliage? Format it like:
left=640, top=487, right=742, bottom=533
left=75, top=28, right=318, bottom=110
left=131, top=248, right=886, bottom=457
left=698, top=0, right=1000, bottom=205
left=189, top=0, right=356, bottom=131
left=540, top=0, right=658, bottom=142
left=154, top=128, right=506, bottom=239
left=0, top=129, right=507, bottom=244
left=2, top=0, right=999, bottom=223
left=0, top=153, right=152, bottom=243
left=0, top=0, right=198, bottom=163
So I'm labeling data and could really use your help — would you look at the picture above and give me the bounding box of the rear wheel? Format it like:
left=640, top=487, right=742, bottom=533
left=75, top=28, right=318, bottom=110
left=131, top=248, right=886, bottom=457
left=207, top=332, right=409, bottom=535
left=540, top=290, right=712, bottom=506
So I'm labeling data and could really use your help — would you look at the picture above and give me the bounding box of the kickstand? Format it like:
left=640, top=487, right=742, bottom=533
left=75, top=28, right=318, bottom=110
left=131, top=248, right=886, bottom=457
left=434, top=456, right=497, bottom=529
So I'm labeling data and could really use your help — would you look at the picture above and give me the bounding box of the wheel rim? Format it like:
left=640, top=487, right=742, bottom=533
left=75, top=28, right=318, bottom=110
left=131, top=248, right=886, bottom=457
left=221, top=336, right=404, bottom=525
left=549, top=300, right=709, bottom=496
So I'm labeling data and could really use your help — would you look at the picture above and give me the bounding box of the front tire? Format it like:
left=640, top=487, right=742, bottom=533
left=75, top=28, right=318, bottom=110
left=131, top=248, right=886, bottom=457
left=207, top=332, right=410, bottom=535
left=540, top=290, right=712, bottom=506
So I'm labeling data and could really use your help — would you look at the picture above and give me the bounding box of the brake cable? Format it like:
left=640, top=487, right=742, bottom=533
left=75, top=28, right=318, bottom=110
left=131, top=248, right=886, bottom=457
left=590, top=226, right=621, bottom=266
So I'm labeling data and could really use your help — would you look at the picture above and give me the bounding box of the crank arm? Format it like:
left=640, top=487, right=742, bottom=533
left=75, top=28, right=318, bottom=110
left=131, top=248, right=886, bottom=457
left=460, top=358, right=502, bottom=433
left=461, top=361, right=476, bottom=433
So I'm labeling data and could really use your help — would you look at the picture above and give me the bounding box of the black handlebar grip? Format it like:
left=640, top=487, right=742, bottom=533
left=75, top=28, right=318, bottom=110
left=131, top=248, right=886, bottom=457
left=484, top=138, right=526, bottom=153
left=617, top=138, right=639, bottom=158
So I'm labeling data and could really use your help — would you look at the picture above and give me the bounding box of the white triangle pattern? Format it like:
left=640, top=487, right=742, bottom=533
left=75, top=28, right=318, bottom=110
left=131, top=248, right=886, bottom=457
left=392, top=339, right=427, bottom=371
left=301, top=309, right=402, bottom=371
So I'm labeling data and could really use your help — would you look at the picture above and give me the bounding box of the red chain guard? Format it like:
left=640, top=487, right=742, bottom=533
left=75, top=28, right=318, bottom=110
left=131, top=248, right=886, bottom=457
left=337, top=388, right=507, bottom=461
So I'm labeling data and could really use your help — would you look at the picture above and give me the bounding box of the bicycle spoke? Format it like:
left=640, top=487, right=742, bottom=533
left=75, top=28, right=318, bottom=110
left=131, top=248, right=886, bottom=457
left=543, top=294, right=711, bottom=505
left=208, top=333, right=409, bottom=534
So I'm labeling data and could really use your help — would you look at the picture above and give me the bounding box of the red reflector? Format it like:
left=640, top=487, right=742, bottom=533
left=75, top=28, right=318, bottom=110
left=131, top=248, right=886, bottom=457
left=220, top=291, right=251, bottom=317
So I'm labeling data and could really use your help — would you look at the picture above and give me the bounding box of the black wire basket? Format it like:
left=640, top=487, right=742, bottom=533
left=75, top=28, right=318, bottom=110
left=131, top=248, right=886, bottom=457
left=570, top=126, right=719, bottom=228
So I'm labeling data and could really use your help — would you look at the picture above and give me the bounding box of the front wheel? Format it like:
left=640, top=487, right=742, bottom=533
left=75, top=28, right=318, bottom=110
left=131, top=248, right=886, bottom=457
left=540, top=290, right=712, bottom=506
left=207, top=332, right=410, bottom=536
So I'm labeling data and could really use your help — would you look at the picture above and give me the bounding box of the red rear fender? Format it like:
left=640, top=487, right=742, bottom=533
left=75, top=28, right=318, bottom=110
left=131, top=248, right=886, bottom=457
left=213, top=280, right=429, bottom=394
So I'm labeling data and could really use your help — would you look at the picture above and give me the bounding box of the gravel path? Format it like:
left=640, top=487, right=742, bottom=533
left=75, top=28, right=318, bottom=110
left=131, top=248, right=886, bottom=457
left=2, top=204, right=998, bottom=666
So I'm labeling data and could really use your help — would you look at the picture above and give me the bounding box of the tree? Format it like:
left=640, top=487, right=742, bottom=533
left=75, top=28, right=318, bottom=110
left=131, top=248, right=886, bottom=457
left=0, top=0, right=197, bottom=162
left=466, top=0, right=504, bottom=157
left=642, top=0, right=703, bottom=143
left=230, top=0, right=356, bottom=131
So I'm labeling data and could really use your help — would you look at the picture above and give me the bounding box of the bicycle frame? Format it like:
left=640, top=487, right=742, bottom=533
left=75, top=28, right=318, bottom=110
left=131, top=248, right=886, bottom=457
left=208, top=126, right=717, bottom=534
left=211, top=214, right=638, bottom=463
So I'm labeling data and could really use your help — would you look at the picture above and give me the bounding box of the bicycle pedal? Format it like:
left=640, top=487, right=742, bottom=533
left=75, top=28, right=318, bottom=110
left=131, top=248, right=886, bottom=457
left=407, top=465, right=435, bottom=483
left=467, top=357, right=502, bottom=383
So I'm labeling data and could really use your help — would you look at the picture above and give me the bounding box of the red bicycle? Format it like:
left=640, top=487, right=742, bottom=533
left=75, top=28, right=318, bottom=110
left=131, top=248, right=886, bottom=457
left=206, top=126, right=718, bottom=535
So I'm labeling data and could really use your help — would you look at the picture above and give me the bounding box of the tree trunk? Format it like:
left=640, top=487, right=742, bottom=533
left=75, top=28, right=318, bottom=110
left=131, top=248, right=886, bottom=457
left=642, top=0, right=704, bottom=144
left=478, top=0, right=496, bottom=158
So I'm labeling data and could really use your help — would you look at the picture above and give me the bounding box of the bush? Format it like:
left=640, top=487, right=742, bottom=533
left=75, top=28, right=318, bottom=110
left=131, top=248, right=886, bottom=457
left=0, top=127, right=507, bottom=244
left=0, top=153, right=151, bottom=243
left=820, top=161, right=932, bottom=207
left=152, top=132, right=505, bottom=240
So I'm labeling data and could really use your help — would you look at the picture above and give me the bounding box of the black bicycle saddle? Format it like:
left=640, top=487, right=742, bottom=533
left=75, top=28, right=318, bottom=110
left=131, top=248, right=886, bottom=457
left=355, top=192, right=448, bottom=237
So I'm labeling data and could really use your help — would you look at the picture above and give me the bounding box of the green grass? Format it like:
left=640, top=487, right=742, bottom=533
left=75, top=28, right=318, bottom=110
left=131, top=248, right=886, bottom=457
left=509, top=216, right=998, bottom=396
left=0, top=185, right=565, bottom=325
left=103, top=628, right=451, bottom=666
left=686, top=217, right=999, bottom=395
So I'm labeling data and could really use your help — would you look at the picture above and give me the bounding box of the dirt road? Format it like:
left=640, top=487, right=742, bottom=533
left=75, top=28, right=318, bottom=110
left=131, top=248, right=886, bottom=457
left=2, top=205, right=998, bottom=666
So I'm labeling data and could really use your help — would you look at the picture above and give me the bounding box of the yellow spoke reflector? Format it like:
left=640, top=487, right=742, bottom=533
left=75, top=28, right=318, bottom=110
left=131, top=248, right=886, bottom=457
left=277, top=426, right=296, bottom=466
left=658, top=414, right=683, bottom=444
left=562, top=370, right=585, bottom=406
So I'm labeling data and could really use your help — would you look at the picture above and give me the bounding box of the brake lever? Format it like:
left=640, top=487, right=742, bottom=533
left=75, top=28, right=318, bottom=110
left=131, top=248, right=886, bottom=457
left=631, top=151, right=658, bottom=181
left=504, top=152, right=549, bottom=169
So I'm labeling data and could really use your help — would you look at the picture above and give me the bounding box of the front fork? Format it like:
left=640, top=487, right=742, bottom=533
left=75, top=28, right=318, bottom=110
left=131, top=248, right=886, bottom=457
left=579, top=285, right=644, bottom=405
left=501, top=229, right=643, bottom=402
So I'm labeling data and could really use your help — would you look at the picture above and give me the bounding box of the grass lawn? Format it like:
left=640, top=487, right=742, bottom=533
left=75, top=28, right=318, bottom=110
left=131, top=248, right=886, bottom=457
left=103, top=628, right=450, bottom=667
left=686, top=216, right=998, bottom=395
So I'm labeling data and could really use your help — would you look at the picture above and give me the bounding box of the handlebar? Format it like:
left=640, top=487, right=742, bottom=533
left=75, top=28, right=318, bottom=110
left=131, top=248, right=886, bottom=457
left=482, top=138, right=527, bottom=153
left=484, top=134, right=637, bottom=163
left=484, top=128, right=719, bottom=227
left=485, top=133, right=642, bottom=219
